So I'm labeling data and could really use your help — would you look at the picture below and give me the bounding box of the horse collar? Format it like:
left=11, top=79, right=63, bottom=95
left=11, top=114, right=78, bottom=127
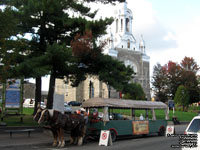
left=48, top=109, right=54, bottom=118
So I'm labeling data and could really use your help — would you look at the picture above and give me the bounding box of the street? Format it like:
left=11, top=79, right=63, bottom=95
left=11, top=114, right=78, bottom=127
left=1, top=125, right=187, bottom=150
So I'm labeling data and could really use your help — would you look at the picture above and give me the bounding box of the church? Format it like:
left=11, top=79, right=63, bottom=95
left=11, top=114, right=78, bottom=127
left=55, top=1, right=151, bottom=102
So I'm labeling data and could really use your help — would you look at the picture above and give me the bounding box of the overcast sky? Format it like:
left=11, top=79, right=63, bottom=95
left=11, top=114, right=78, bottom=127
left=41, top=0, right=200, bottom=91
left=127, top=0, right=200, bottom=68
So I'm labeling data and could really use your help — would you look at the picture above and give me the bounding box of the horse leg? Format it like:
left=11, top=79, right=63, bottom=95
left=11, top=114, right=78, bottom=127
left=57, top=129, right=62, bottom=147
left=60, top=128, right=65, bottom=148
left=82, top=125, right=87, bottom=140
left=70, top=129, right=77, bottom=145
left=77, top=136, right=83, bottom=146
left=70, top=135, right=74, bottom=144
left=52, top=129, right=58, bottom=147
left=77, top=124, right=87, bottom=146
left=73, top=136, right=78, bottom=145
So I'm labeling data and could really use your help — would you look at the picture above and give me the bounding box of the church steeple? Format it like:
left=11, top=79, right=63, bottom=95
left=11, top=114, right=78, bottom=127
left=117, top=0, right=132, bottom=34
left=139, top=35, right=146, bottom=54
left=113, top=1, right=136, bottom=50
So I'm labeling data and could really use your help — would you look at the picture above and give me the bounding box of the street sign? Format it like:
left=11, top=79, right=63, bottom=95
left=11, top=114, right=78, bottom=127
left=5, top=79, right=21, bottom=108
left=166, top=125, right=175, bottom=136
left=99, top=130, right=113, bottom=146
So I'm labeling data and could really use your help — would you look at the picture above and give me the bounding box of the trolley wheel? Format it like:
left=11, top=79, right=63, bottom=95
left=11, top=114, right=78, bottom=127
left=158, top=126, right=165, bottom=136
left=110, top=130, right=117, bottom=142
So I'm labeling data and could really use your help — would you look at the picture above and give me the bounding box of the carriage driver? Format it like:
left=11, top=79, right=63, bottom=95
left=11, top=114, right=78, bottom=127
left=79, top=108, right=89, bottom=124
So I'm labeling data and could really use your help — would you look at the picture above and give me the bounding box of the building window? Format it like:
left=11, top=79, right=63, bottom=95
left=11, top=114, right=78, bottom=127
left=89, top=81, right=94, bottom=98
left=126, top=18, right=129, bottom=32
left=116, top=19, right=118, bottom=33
left=121, top=19, right=123, bottom=32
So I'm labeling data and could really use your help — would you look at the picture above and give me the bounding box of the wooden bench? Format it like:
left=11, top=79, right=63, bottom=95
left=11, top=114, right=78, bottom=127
left=5, top=129, right=35, bottom=138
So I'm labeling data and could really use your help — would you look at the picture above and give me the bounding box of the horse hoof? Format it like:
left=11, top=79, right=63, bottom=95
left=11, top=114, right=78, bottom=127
left=57, top=142, right=61, bottom=147
left=52, top=143, right=57, bottom=147
left=70, top=140, right=73, bottom=144
left=78, top=137, right=83, bottom=146
left=70, top=136, right=74, bottom=144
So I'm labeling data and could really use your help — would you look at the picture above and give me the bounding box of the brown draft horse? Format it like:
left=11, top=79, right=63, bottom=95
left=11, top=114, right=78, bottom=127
left=34, top=107, right=87, bottom=147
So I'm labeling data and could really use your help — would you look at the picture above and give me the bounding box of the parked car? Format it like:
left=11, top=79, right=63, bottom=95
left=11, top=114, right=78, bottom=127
left=68, top=101, right=82, bottom=106
left=182, top=116, right=200, bottom=150
left=64, top=102, right=72, bottom=113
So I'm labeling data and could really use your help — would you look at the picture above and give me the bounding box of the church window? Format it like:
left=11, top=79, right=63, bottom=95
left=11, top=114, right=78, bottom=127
left=144, top=80, right=147, bottom=87
left=126, top=18, right=130, bottom=32
left=89, top=81, right=94, bottom=98
left=127, top=39, right=130, bottom=48
left=116, top=19, right=118, bottom=33
left=121, top=19, right=123, bottom=31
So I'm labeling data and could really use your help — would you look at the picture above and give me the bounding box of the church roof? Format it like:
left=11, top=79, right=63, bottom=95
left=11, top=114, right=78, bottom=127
left=82, top=98, right=167, bottom=109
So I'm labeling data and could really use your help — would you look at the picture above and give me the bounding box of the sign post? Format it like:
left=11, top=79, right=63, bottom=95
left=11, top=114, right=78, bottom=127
left=166, top=125, right=175, bottom=136
left=99, top=130, right=113, bottom=146
left=1, top=79, right=24, bottom=122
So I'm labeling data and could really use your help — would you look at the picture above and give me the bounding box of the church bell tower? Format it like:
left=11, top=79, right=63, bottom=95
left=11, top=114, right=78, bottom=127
left=113, top=1, right=137, bottom=51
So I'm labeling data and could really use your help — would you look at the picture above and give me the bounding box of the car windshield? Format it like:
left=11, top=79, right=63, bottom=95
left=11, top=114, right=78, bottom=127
left=187, top=119, right=200, bottom=133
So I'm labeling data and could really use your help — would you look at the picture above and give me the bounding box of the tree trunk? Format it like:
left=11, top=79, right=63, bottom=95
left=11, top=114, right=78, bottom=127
left=47, top=74, right=56, bottom=109
left=33, top=77, right=42, bottom=115
left=182, top=105, right=185, bottom=111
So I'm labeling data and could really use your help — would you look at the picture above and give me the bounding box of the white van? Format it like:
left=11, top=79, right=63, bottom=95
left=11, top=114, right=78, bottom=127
left=182, top=116, right=200, bottom=150
left=23, top=99, right=35, bottom=108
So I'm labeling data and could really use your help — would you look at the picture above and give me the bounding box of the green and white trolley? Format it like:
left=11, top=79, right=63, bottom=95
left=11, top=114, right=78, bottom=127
left=83, top=98, right=169, bottom=141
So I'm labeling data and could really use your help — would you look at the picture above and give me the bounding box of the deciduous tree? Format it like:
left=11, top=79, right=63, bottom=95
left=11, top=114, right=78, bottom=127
left=174, top=85, right=190, bottom=111
left=123, top=83, right=145, bottom=100
left=152, top=57, right=200, bottom=104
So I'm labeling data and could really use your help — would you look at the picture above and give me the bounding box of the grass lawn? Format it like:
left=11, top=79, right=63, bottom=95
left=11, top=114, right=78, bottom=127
left=101, top=108, right=197, bottom=122
left=137, top=109, right=197, bottom=121
left=1, top=108, right=39, bottom=126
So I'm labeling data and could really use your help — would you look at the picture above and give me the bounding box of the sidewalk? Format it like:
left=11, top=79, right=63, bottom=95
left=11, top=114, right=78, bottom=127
left=0, top=127, right=69, bottom=148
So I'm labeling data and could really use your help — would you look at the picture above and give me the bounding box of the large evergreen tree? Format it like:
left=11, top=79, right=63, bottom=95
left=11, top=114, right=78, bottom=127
left=1, top=0, right=134, bottom=110
left=151, top=63, right=168, bottom=102
left=0, top=6, right=20, bottom=82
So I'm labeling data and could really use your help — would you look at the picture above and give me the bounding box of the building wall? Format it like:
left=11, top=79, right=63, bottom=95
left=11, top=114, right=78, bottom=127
left=116, top=48, right=151, bottom=100
left=24, top=83, right=35, bottom=99
left=55, top=77, right=110, bottom=102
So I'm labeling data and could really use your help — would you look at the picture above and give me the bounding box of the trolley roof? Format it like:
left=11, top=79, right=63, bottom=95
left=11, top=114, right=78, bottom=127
left=82, top=98, right=167, bottom=109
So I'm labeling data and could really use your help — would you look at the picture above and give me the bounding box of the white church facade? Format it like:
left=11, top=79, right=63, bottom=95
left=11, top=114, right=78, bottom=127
left=55, top=1, right=151, bottom=102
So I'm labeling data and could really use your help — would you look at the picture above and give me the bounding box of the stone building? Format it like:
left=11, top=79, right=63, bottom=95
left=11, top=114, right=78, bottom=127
left=55, top=1, right=151, bottom=102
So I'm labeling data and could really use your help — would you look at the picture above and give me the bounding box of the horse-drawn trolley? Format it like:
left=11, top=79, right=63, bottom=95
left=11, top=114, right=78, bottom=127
left=82, top=98, right=169, bottom=141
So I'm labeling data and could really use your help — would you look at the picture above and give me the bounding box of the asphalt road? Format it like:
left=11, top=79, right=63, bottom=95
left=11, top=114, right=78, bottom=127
left=2, top=124, right=187, bottom=150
